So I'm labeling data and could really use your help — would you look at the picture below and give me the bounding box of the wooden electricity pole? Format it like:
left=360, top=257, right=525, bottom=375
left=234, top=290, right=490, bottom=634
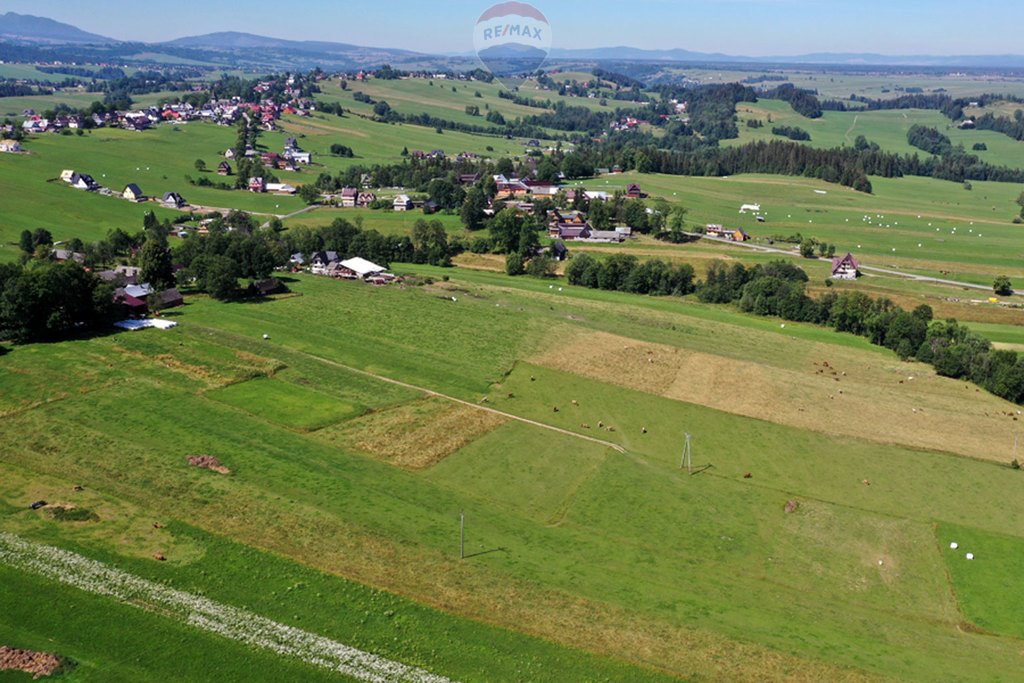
left=459, top=511, right=465, bottom=560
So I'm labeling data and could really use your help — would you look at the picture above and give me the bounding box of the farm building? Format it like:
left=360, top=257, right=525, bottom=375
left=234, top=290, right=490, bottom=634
left=706, top=224, right=750, bottom=242
left=832, top=253, right=860, bottom=280
left=550, top=223, right=593, bottom=241
left=122, top=184, right=145, bottom=202
left=582, top=230, right=626, bottom=243
left=162, top=192, right=186, bottom=209
left=266, top=182, right=296, bottom=195
left=50, top=249, right=85, bottom=263
left=0, top=139, right=21, bottom=153
left=393, top=195, right=413, bottom=212
left=739, top=203, right=761, bottom=214
left=330, top=257, right=388, bottom=280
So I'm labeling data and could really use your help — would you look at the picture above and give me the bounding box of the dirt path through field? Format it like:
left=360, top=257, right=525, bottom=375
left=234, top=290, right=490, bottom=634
left=844, top=115, right=859, bottom=145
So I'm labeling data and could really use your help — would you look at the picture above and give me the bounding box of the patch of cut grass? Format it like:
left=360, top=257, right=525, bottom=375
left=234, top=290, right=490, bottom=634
left=316, top=397, right=507, bottom=469
left=205, top=377, right=362, bottom=431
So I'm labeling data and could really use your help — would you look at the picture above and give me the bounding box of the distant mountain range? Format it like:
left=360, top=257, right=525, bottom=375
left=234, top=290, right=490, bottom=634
left=0, top=12, right=118, bottom=45
left=3, top=12, right=1024, bottom=69
left=162, top=31, right=422, bottom=60
left=549, top=46, right=1024, bottom=68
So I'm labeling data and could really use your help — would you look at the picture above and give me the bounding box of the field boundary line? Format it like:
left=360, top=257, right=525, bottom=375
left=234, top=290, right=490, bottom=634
left=287, top=347, right=628, bottom=454
left=0, top=532, right=455, bottom=683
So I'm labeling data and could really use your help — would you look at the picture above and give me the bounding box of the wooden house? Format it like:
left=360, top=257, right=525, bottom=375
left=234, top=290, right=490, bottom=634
left=162, top=192, right=186, bottom=209
left=831, top=253, right=860, bottom=280
left=340, top=187, right=359, bottom=208
left=122, top=183, right=145, bottom=202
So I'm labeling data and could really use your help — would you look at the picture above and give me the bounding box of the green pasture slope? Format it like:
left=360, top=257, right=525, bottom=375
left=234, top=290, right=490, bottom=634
left=284, top=208, right=465, bottom=236
left=275, top=110, right=537, bottom=171
left=732, top=98, right=1024, bottom=168
left=4, top=271, right=1024, bottom=680
left=671, top=67, right=1024, bottom=101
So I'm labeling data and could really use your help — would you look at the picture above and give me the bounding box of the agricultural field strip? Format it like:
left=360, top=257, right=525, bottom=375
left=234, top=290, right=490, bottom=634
left=0, top=532, right=454, bottom=683
left=283, top=343, right=628, bottom=454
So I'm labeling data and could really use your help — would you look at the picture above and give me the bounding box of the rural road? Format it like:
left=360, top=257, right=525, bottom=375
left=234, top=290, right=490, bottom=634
left=260, top=204, right=321, bottom=228
left=288, top=348, right=629, bottom=454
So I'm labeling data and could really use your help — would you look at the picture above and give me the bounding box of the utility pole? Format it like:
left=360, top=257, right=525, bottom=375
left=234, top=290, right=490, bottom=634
left=459, top=511, right=465, bottom=560
left=680, top=432, right=692, bottom=475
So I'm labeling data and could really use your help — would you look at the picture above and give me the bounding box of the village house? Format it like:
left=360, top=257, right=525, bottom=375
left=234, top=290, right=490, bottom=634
left=831, top=253, right=860, bottom=281
left=248, top=177, right=267, bottom=193
left=393, top=194, right=413, bottom=212
left=340, top=187, right=359, bottom=208
left=72, top=174, right=99, bottom=191
left=357, top=191, right=376, bottom=207
left=162, top=192, right=187, bottom=209
left=122, top=183, right=145, bottom=202
left=625, top=183, right=647, bottom=199
left=286, top=149, right=312, bottom=165
left=217, top=161, right=232, bottom=176
left=0, top=139, right=22, bottom=153
left=310, top=251, right=340, bottom=275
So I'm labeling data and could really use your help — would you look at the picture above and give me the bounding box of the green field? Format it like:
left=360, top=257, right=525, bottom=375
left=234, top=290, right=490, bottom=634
left=275, top=110, right=536, bottom=172
left=731, top=99, right=1024, bottom=168
left=206, top=377, right=364, bottom=430
left=285, top=207, right=465, bottom=235
left=6, top=62, right=1024, bottom=681
left=5, top=269, right=1024, bottom=680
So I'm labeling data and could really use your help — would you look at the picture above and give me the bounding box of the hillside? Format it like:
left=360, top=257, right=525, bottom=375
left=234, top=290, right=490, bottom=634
left=0, top=12, right=118, bottom=44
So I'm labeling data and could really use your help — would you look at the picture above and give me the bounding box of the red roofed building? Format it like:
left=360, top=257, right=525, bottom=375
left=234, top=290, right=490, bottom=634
left=831, top=253, right=860, bottom=280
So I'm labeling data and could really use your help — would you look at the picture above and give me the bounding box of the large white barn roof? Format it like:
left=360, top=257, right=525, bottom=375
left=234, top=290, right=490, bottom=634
left=340, top=257, right=386, bottom=276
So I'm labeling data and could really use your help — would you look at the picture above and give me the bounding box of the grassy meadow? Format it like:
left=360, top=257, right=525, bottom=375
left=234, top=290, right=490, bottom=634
left=4, top=270, right=1024, bottom=680
left=731, top=98, right=1024, bottom=169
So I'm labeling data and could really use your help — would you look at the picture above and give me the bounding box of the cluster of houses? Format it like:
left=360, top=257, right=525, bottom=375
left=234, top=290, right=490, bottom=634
left=339, top=187, right=377, bottom=207
left=296, top=252, right=397, bottom=285
left=18, top=85, right=318, bottom=137
left=95, top=265, right=184, bottom=315
left=547, top=209, right=632, bottom=243
left=59, top=169, right=188, bottom=209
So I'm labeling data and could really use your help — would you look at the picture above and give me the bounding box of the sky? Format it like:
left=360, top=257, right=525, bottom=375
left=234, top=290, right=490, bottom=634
left=4, top=0, right=1023, bottom=56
